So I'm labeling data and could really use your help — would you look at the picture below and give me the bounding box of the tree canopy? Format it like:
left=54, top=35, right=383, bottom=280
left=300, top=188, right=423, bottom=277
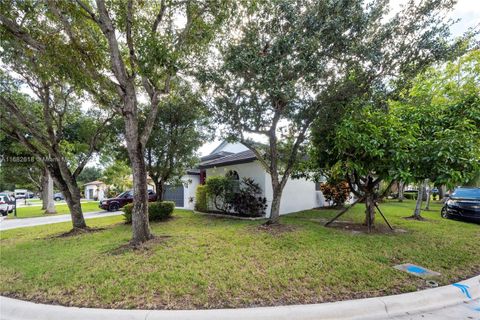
left=201, top=0, right=466, bottom=223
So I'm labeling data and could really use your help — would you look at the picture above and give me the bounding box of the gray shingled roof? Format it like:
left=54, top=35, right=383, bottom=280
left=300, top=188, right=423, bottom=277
left=199, top=150, right=256, bottom=169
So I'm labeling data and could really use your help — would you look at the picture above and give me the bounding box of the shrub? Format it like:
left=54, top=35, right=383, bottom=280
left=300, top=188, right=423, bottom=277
left=194, top=185, right=208, bottom=212
left=228, top=177, right=267, bottom=217
left=320, top=181, right=350, bottom=207
left=123, top=201, right=174, bottom=224
left=204, top=176, right=235, bottom=212
left=123, top=203, right=134, bottom=223
left=149, top=201, right=175, bottom=221
left=203, top=176, right=267, bottom=216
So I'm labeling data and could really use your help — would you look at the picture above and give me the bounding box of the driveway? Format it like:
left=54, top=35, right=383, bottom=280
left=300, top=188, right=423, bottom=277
left=0, top=210, right=123, bottom=231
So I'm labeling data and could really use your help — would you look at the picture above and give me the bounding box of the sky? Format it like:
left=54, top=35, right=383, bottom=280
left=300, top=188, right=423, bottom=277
left=198, top=0, right=480, bottom=156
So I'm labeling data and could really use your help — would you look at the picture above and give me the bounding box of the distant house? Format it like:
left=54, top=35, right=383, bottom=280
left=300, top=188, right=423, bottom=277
left=84, top=181, right=107, bottom=201
left=184, top=141, right=325, bottom=216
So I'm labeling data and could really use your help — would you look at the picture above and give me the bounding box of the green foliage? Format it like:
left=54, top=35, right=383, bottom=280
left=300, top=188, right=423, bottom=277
left=123, top=201, right=174, bottom=224
left=204, top=176, right=235, bottom=212
left=204, top=0, right=464, bottom=172
left=149, top=201, right=175, bottom=221
left=228, top=177, right=267, bottom=217
left=102, top=160, right=132, bottom=196
left=77, top=167, right=103, bottom=186
left=194, top=185, right=208, bottom=212
left=122, top=204, right=134, bottom=223
left=146, top=84, right=211, bottom=191
left=317, top=106, right=413, bottom=182
left=391, top=50, right=480, bottom=187
left=204, top=176, right=267, bottom=216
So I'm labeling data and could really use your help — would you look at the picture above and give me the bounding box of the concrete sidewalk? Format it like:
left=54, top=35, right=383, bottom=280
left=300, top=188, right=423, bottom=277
left=1, top=276, right=478, bottom=320
left=0, top=210, right=123, bottom=231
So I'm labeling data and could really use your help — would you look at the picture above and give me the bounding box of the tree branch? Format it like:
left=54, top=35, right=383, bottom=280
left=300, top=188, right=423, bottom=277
left=152, top=0, right=167, bottom=33
left=0, top=14, right=46, bottom=51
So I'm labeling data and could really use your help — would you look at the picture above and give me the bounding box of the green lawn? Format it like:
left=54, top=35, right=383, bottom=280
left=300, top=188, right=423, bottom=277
left=0, top=200, right=478, bottom=310
left=10, top=201, right=101, bottom=219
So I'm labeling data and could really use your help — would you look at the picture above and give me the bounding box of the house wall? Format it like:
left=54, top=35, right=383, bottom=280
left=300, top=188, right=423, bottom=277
left=183, top=174, right=200, bottom=210
left=205, top=161, right=324, bottom=216
left=205, top=161, right=267, bottom=191
left=264, top=174, right=324, bottom=217
left=84, top=185, right=106, bottom=201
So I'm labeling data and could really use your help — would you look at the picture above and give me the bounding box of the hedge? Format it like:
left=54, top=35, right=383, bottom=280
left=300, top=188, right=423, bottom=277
left=123, top=201, right=175, bottom=224
left=194, top=184, right=208, bottom=212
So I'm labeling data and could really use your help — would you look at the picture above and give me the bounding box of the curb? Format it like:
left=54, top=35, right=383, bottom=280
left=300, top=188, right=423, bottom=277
left=1, top=275, right=478, bottom=320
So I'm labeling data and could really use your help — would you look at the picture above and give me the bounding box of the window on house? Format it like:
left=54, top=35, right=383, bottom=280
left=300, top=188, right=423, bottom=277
left=226, top=170, right=240, bottom=192
left=315, top=182, right=322, bottom=191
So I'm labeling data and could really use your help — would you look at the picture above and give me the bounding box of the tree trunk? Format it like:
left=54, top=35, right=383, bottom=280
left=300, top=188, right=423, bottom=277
left=412, top=180, right=425, bottom=218
left=44, top=171, right=56, bottom=214
left=439, top=185, right=447, bottom=201
left=398, top=181, right=405, bottom=202
left=124, top=106, right=153, bottom=244
left=129, top=151, right=153, bottom=244
left=421, top=182, right=427, bottom=201
left=268, top=184, right=283, bottom=224
left=424, top=182, right=431, bottom=210
left=155, top=180, right=165, bottom=202
left=60, top=182, right=87, bottom=229
left=41, top=168, right=48, bottom=210
left=364, top=193, right=376, bottom=232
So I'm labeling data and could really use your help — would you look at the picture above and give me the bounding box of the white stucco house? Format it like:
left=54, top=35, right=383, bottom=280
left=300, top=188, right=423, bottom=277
left=175, top=141, right=325, bottom=216
left=84, top=181, right=107, bottom=201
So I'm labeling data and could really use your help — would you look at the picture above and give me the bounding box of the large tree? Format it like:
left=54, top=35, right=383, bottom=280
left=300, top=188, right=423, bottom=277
left=310, top=106, right=413, bottom=230
left=146, top=87, right=209, bottom=201
left=0, top=0, right=232, bottom=245
left=392, top=50, right=480, bottom=219
left=202, top=0, right=464, bottom=224
left=0, top=71, right=112, bottom=230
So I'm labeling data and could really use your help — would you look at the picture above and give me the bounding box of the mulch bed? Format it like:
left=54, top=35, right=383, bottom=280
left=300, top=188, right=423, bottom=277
left=108, top=235, right=172, bottom=255
left=48, top=227, right=106, bottom=239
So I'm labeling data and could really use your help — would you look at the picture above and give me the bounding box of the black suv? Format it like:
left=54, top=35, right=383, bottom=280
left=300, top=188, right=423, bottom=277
left=441, top=187, right=480, bottom=223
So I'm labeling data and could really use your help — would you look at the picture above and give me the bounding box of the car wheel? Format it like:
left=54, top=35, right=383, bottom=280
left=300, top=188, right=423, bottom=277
left=109, top=203, right=120, bottom=212
left=54, top=197, right=61, bottom=201
left=441, top=207, right=449, bottom=219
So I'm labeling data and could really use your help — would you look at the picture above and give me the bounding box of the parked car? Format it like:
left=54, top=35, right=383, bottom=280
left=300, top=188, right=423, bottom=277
left=53, top=193, right=65, bottom=201
left=99, top=190, right=157, bottom=211
left=0, top=195, right=13, bottom=216
left=14, top=189, right=28, bottom=199
left=0, top=193, right=15, bottom=214
left=441, top=187, right=480, bottom=223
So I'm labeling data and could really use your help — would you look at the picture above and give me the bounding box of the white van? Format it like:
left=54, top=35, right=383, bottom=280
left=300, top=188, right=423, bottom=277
left=14, top=189, right=28, bottom=199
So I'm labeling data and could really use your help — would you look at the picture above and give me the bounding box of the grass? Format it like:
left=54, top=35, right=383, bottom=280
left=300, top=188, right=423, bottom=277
left=0, top=200, right=478, bottom=310
left=10, top=201, right=101, bottom=219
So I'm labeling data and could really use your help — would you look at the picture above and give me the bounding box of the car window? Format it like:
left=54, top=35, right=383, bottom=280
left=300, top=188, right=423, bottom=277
left=451, top=188, right=480, bottom=199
